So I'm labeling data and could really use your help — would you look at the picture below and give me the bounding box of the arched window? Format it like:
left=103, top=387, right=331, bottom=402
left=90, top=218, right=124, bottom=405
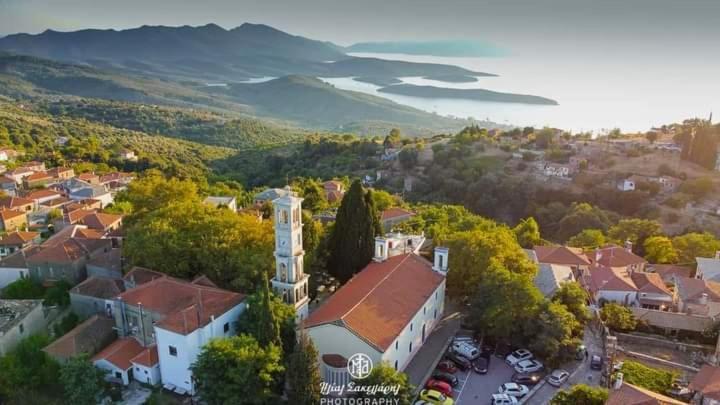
left=280, top=263, right=287, bottom=282
left=281, top=209, right=289, bottom=224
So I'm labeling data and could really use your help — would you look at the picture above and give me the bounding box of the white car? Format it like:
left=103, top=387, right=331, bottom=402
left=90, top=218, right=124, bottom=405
left=505, top=349, right=533, bottom=366
left=498, top=382, right=529, bottom=398
left=514, top=359, right=544, bottom=373
left=547, top=369, right=570, bottom=387
left=451, top=341, right=480, bottom=360
left=491, top=393, right=519, bottom=405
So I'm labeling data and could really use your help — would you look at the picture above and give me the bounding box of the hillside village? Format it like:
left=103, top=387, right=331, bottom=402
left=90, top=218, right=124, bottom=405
left=1, top=121, right=720, bottom=405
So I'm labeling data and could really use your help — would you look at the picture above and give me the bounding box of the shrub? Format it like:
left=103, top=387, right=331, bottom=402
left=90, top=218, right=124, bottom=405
left=620, top=361, right=676, bottom=395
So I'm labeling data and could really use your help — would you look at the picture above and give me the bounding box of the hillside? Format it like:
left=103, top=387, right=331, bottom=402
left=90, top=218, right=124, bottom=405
left=0, top=24, right=493, bottom=82
left=378, top=84, right=559, bottom=105
left=215, top=75, right=469, bottom=132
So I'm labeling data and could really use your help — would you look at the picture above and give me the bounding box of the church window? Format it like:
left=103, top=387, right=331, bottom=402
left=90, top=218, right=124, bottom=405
left=281, top=209, right=289, bottom=224
left=280, top=263, right=287, bottom=282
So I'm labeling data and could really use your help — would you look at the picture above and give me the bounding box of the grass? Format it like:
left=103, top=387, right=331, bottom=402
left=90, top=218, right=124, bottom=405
left=619, top=360, right=677, bottom=395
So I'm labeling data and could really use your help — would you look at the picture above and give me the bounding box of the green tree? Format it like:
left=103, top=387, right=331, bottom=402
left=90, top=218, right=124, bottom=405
left=371, top=189, right=398, bottom=212
left=525, top=301, right=580, bottom=367
left=679, top=177, right=715, bottom=200
left=556, top=203, right=614, bottom=242
left=43, top=280, right=71, bottom=307
left=117, top=170, right=200, bottom=221
left=353, top=363, right=414, bottom=405
left=297, top=178, right=328, bottom=213
left=620, top=360, right=677, bottom=395
left=59, top=354, right=107, bottom=405
left=608, top=218, right=663, bottom=257
left=1, top=278, right=45, bottom=299
left=445, top=227, right=537, bottom=300
left=567, top=229, right=606, bottom=249
left=398, top=148, right=419, bottom=169
left=286, top=333, right=321, bottom=405
left=0, top=334, right=62, bottom=401
left=673, top=232, right=720, bottom=264
left=327, top=181, right=380, bottom=283
left=191, top=335, right=284, bottom=405
left=513, top=217, right=541, bottom=249
left=644, top=236, right=678, bottom=264
left=467, top=266, right=543, bottom=342
left=551, top=384, right=608, bottom=405
left=236, top=280, right=296, bottom=357
left=601, top=303, right=637, bottom=331
left=124, top=200, right=274, bottom=290
left=535, top=127, right=556, bottom=149
left=552, top=282, right=590, bottom=331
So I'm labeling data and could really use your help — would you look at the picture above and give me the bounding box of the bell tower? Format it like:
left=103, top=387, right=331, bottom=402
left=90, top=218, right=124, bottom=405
left=271, top=187, right=310, bottom=321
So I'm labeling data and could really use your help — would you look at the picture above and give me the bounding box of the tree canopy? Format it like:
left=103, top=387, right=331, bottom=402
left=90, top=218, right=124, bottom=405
left=353, top=363, right=414, bottom=405
left=286, top=333, right=322, bottom=405
left=551, top=384, right=608, bottom=405
left=601, top=303, right=637, bottom=331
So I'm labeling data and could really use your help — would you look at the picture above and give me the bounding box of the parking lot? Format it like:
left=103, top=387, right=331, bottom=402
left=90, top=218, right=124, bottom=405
left=451, top=355, right=516, bottom=405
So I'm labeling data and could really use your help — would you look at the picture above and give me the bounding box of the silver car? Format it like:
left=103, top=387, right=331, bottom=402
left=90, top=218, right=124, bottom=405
left=547, top=369, right=570, bottom=387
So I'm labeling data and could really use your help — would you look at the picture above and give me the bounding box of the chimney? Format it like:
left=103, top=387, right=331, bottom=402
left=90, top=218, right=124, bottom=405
left=433, top=247, right=449, bottom=274
left=374, top=237, right=389, bottom=262
left=625, top=240, right=633, bottom=253
left=700, top=293, right=709, bottom=306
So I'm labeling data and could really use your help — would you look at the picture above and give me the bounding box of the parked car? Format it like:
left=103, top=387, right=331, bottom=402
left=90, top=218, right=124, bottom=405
left=511, top=372, right=544, bottom=386
left=472, top=357, right=489, bottom=374
left=426, top=379, right=453, bottom=398
left=432, top=371, right=459, bottom=387
left=419, top=389, right=454, bottom=405
left=590, top=355, right=603, bottom=370
left=514, top=359, right=544, bottom=374
left=491, top=394, right=519, bottom=405
left=446, top=351, right=472, bottom=371
left=547, top=369, right=570, bottom=387
left=498, top=382, right=529, bottom=398
left=437, top=360, right=458, bottom=374
left=451, top=341, right=480, bottom=360
left=505, top=349, right=533, bottom=366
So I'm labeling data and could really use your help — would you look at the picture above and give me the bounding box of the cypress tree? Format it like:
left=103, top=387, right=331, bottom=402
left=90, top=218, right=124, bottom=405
left=286, top=333, right=322, bottom=405
left=255, top=271, right=281, bottom=348
left=328, top=180, right=378, bottom=283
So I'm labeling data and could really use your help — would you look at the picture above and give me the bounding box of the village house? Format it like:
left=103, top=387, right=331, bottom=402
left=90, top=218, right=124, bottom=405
left=117, top=149, right=138, bottom=161
left=86, top=248, right=123, bottom=279
left=77, top=172, right=101, bottom=185
left=607, top=382, right=685, bottom=405
left=533, top=263, right=574, bottom=297
left=323, top=180, right=345, bottom=203
left=0, top=299, right=47, bottom=356
left=99, top=172, right=134, bottom=190
left=587, top=243, right=647, bottom=273
left=70, top=276, right=125, bottom=319
left=696, top=254, right=720, bottom=282
left=253, top=187, right=294, bottom=206
left=0, top=175, right=17, bottom=196
left=533, top=245, right=591, bottom=272
left=0, top=209, right=28, bottom=232
left=43, top=315, right=117, bottom=363
left=304, top=237, right=448, bottom=385
left=69, top=185, right=113, bottom=208
left=203, top=196, right=238, bottom=211
left=0, top=196, right=35, bottom=212
left=0, top=251, right=30, bottom=289
left=380, top=207, right=416, bottom=230
left=617, top=178, right=636, bottom=192
left=689, top=364, right=720, bottom=405
left=674, top=276, right=720, bottom=317
left=647, top=264, right=693, bottom=284
left=22, top=171, right=52, bottom=188
left=580, top=261, right=672, bottom=309
left=0, top=231, right=40, bottom=257
left=24, top=189, right=62, bottom=205
left=5, top=167, right=34, bottom=185
left=47, top=166, right=75, bottom=181
left=77, top=212, right=123, bottom=233
left=21, top=161, right=46, bottom=172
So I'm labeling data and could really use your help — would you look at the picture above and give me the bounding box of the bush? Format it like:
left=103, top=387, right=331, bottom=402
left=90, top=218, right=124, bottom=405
left=44, top=281, right=71, bottom=307
left=53, top=313, right=80, bottom=337
left=620, top=360, right=676, bottom=394
left=2, top=278, right=45, bottom=299
left=600, top=303, right=637, bottom=332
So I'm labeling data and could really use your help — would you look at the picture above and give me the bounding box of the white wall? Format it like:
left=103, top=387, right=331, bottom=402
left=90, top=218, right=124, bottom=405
left=94, top=359, right=130, bottom=385
left=306, top=323, right=382, bottom=368
left=155, top=302, right=245, bottom=394
left=0, top=267, right=28, bottom=289
left=132, top=361, right=161, bottom=386
left=597, top=290, right=638, bottom=306
left=0, top=302, right=46, bottom=356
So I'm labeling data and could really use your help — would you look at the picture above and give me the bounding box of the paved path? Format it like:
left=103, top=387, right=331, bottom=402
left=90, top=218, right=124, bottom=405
left=404, top=304, right=463, bottom=389
left=525, top=325, right=604, bottom=404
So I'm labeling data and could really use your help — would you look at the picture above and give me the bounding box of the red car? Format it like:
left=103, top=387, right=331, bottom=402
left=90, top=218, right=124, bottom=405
left=426, top=379, right=454, bottom=397
left=436, top=360, right=458, bottom=374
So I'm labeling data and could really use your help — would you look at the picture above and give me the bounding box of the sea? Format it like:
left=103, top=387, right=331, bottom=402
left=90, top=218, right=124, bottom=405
left=320, top=52, right=720, bottom=134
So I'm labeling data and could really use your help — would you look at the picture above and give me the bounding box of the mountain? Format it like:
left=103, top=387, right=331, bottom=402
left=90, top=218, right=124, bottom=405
left=215, top=75, right=468, bottom=132
left=0, top=24, right=493, bottom=82
left=347, top=40, right=507, bottom=58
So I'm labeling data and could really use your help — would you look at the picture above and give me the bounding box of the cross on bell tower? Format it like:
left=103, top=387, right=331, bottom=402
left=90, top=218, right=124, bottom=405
left=271, top=186, right=310, bottom=322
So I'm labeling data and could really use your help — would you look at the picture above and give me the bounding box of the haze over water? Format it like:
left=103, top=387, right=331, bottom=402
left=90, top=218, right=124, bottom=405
left=324, top=52, right=720, bottom=134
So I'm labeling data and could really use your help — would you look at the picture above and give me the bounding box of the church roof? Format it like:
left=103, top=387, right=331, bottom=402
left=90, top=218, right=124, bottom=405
left=305, top=253, right=444, bottom=352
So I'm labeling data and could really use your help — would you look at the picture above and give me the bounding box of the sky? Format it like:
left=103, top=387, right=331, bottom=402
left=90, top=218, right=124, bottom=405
left=1, top=0, right=719, bottom=57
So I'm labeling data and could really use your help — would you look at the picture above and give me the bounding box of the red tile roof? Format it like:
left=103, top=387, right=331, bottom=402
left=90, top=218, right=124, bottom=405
left=78, top=212, right=122, bottom=231
left=381, top=207, right=415, bottom=221
left=0, top=231, right=39, bottom=246
left=534, top=245, right=591, bottom=266
left=71, top=277, right=125, bottom=299
left=675, top=276, right=720, bottom=303
left=305, top=253, right=444, bottom=351
left=92, top=337, right=145, bottom=370
left=607, top=382, right=685, bottom=405
left=0, top=196, right=34, bottom=209
left=123, top=267, right=166, bottom=286
left=24, top=171, right=51, bottom=181
left=323, top=181, right=344, bottom=191
left=631, top=272, right=672, bottom=296
left=131, top=345, right=159, bottom=367
left=43, top=315, right=116, bottom=360
left=117, top=277, right=245, bottom=335
left=0, top=209, right=26, bottom=221
left=326, top=190, right=344, bottom=203
left=585, top=264, right=637, bottom=293
left=650, top=264, right=693, bottom=283
left=24, top=189, right=61, bottom=200
left=690, top=365, right=720, bottom=401
left=589, top=246, right=647, bottom=268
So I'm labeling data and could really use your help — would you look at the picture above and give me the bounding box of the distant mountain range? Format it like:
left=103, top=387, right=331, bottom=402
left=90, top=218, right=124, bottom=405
left=0, top=24, right=489, bottom=82
left=346, top=40, right=507, bottom=58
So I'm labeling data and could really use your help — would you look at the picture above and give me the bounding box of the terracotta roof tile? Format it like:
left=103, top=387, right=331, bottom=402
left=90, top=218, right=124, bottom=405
left=586, top=264, right=637, bottom=293
left=77, top=212, right=122, bottom=231
left=589, top=246, right=647, bottom=268
left=381, top=207, right=415, bottom=221
left=650, top=264, right=693, bottom=283
left=24, top=171, right=51, bottom=181
left=43, top=315, right=116, bottom=360
left=123, top=267, right=166, bottom=286
left=0, top=196, right=34, bottom=209
left=534, top=245, right=592, bottom=266
left=130, top=345, right=159, bottom=367
left=305, top=253, right=444, bottom=351
left=71, top=277, right=125, bottom=299
left=607, top=382, right=686, bottom=405
left=0, top=209, right=26, bottom=221
left=24, top=189, right=61, bottom=200
left=92, top=337, right=145, bottom=370
left=0, top=231, right=39, bottom=246
left=631, top=272, right=672, bottom=296
left=690, top=365, right=720, bottom=400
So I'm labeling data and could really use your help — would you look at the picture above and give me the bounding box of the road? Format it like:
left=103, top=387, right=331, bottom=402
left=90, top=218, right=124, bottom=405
left=525, top=325, right=604, bottom=404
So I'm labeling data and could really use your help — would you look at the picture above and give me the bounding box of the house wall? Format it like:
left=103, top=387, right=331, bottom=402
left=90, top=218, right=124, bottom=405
left=94, top=358, right=130, bottom=385
left=131, top=361, right=161, bottom=386
left=155, top=302, right=245, bottom=394
left=1, top=215, right=27, bottom=232
left=0, top=267, right=28, bottom=289
left=113, top=302, right=164, bottom=347
left=70, top=293, right=114, bottom=319
left=87, top=263, right=122, bottom=280
left=306, top=323, right=382, bottom=377
left=30, top=261, right=86, bottom=285
left=597, top=290, right=638, bottom=306
left=383, top=280, right=446, bottom=371
left=0, top=302, right=47, bottom=356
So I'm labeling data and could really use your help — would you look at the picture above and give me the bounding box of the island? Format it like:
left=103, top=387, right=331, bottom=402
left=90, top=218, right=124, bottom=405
left=377, top=84, right=559, bottom=105
left=353, top=76, right=403, bottom=86
left=423, top=74, right=480, bottom=83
